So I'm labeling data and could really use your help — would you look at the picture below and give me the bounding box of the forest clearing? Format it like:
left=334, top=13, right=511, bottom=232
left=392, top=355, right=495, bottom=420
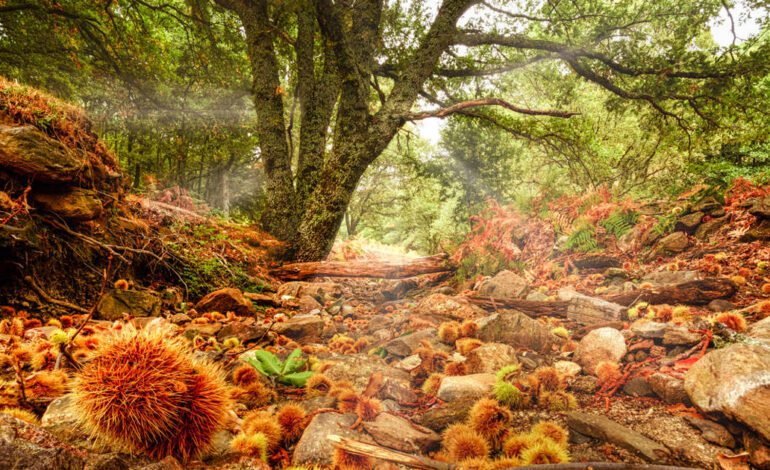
left=1, top=1, right=770, bottom=470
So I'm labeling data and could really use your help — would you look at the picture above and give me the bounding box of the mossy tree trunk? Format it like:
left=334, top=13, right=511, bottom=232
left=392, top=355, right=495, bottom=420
left=214, top=0, right=475, bottom=260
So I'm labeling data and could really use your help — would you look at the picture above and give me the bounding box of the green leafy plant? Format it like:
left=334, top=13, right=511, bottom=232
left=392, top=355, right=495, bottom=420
left=564, top=225, right=598, bottom=252
left=243, top=349, right=314, bottom=387
left=600, top=209, right=638, bottom=238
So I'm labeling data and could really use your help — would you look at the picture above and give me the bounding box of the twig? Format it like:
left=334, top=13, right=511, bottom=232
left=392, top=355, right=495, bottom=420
left=0, top=186, right=30, bottom=226
left=23, top=275, right=89, bottom=314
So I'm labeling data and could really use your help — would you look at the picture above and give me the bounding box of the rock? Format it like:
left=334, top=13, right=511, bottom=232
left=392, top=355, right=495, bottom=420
left=273, top=314, right=324, bottom=343
left=572, top=255, right=621, bottom=271
left=744, top=433, right=770, bottom=470
left=413, top=293, right=485, bottom=322
left=96, top=289, right=161, bottom=321
left=41, top=394, right=78, bottom=430
left=708, top=299, right=736, bottom=312
left=631, top=320, right=668, bottom=339
left=574, top=327, right=627, bottom=374
left=464, top=342, right=519, bottom=374
left=478, top=270, right=528, bottom=298
left=366, top=315, right=395, bottom=334
left=740, top=219, right=770, bottom=242
left=323, top=354, right=410, bottom=390
left=675, top=211, right=704, bottom=233
left=525, top=290, right=549, bottom=301
left=0, top=125, right=84, bottom=183
left=383, top=329, right=438, bottom=357
left=477, top=312, right=559, bottom=353
left=292, top=412, right=372, bottom=466
left=132, top=456, right=184, bottom=470
left=382, top=279, right=419, bottom=300
left=277, top=281, right=342, bottom=302
left=642, top=270, right=701, bottom=286
left=649, top=373, right=690, bottom=405
left=566, top=412, right=670, bottom=462
left=685, top=342, right=770, bottom=440
left=554, top=360, right=581, bottom=378
left=32, top=187, right=103, bottom=221
left=437, top=373, right=496, bottom=402
left=692, top=197, right=723, bottom=214
left=297, top=295, right=322, bottom=312
left=84, top=453, right=130, bottom=470
left=217, top=320, right=267, bottom=344
left=650, top=231, right=689, bottom=258
left=0, top=414, right=86, bottom=469
left=363, top=413, right=441, bottom=453
left=749, top=195, right=770, bottom=220
left=182, top=322, right=222, bottom=339
left=394, top=354, right=422, bottom=372
left=695, top=216, right=728, bottom=240
left=623, top=376, right=655, bottom=397
left=168, top=313, right=191, bottom=324
left=662, top=325, right=703, bottom=345
left=558, top=289, right=625, bottom=325
left=684, top=416, right=736, bottom=449
left=195, top=288, right=255, bottom=316
left=414, top=395, right=477, bottom=431
left=380, top=378, right=418, bottom=404
left=748, top=316, right=770, bottom=344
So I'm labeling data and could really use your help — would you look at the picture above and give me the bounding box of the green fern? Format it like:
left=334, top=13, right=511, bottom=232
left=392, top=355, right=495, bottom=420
left=565, top=226, right=599, bottom=252
left=601, top=209, right=639, bottom=238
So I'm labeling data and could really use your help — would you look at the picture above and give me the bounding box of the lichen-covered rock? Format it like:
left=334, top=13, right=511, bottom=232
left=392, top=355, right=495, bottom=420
left=96, top=289, right=161, bottom=321
left=684, top=342, right=770, bottom=441
left=0, top=125, right=84, bottom=183
left=575, top=327, right=627, bottom=374
left=436, top=373, right=496, bottom=402
left=477, top=311, right=560, bottom=353
left=194, top=288, right=255, bottom=316
left=650, top=231, right=689, bottom=258
left=0, top=414, right=86, bottom=470
left=363, top=413, right=441, bottom=453
left=32, top=187, right=103, bottom=221
left=292, top=413, right=372, bottom=466
left=477, top=270, right=528, bottom=298
left=463, top=342, right=519, bottom=374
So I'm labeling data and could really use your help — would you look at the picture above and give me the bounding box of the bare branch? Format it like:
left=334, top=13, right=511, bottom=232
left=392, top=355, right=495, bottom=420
left=408, top=98, right=578, bottom=120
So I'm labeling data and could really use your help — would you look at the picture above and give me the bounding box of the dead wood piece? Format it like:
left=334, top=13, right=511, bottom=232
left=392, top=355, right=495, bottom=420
left=270, top=254, right=455, bottom=281
left=465, top=295, right=569, bottom=317
left=603, top=278, right=737, bottom=306
left=328, top=434, right=454, bottom=470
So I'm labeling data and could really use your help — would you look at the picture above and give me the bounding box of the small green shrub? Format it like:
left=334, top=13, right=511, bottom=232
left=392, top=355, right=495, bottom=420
left=243, top=349, right=314, bottom=387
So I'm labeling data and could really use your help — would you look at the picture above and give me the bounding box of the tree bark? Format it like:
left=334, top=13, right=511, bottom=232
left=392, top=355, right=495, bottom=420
left=270, top=254, right=454, bottom=281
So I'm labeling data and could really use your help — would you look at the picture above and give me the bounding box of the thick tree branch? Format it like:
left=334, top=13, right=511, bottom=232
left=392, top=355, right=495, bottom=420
left=408, top=98, right=578, bottom=120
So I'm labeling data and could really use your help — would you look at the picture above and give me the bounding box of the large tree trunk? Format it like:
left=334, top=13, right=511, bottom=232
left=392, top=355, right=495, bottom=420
left=270, top=254, right=454, bottom=281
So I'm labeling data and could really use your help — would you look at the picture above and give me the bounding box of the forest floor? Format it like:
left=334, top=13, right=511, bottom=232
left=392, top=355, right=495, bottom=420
left=2, top=81, right=770, bottom=470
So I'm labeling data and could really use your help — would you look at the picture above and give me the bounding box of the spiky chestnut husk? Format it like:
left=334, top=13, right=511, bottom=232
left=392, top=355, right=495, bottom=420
left=490, top=457, right=520, bottom=469
left=495, top=364, right=521, bottom=382
left=520, top=439, right=569, bottom=465
left=46, top=318, right=62, bottom=328
left=421, top=373, right=443, bottom=395
left=595, top=361, right=622, bottom=386
left=305, top=373, right=333, bottom=396
left=355, top=396, right=381, bottom=421
left=550, top=326, right=570, bottom=339
left=438, top=321, right=461, bottom=345
left=539, top=391, right=578, bottom=411
left=457, top=457, right=492, bottom=470
left=59, top=315, right=74, bottom=328
left=444, top=361, right=467, bottom=376
left=730, top=275, right=747, bottom=286
left=762, top=283, right=770, bottom=295
left=223, top=337, right=240, bottom=349
left=24, top=319, right=42, bottom=329
left=114, top=279, right=130, bottom=290
left=502, top=433, right=538, bottom=458
left=30, top=349, right=56, bottom=371
left=242, top=410, right=282, bottom=450
left=534, top=366, right=564, bottom=392
left=336, top=390, right=359, bottom=413
left=233, top=364, right=260, bottom=386
left=230, top=381, right=275, bottom=409
left=1, top=407, right=39, bottom=424
left=460, top=320, right=479, bottom=338
left=332, top=447, right=373, bottom=470
left=231, top=431, right=268, bottom=461
left=467, top=398, right=512, bottom=449
left=25, top=370, right=68, bottom=400
left=713, top=312, right=748, bottom=333
left=494, top=381, right=528, bottom=409
left=456, top=338, right=483, bottom=355
left=49, top=329, right=69, bottom=345
left=531, top=421, right=569, bottom=447
left=446, top=427, right=490, bottom=462
left=277, top=403, right=306, bottom=443
left=442, top=423, right=474, bottom=448
left=72, top=326, right=231, bottom=462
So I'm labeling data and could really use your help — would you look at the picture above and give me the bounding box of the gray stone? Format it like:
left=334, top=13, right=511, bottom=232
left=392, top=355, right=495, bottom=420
left=437, top=373, right=496, bottom=402
left=749, top=195, right=770, bottom=220
left=662, top=325, right=703, bottom=345
left=464, top=342, right=519, bottom=374
left=559, top=289, right=625, bottom=325
left=272, top=314, right=324, bottom=343
left=412, top=293, right=486, bottom=322
left=0, top=414, right=86, bottom=470
left=96, top=289, right=161, bottom=321
left=195, top=288, right=255, bottom=316
left=631, top=320, right=668, bottom=339
left=650, top=232, right=689, bottom=258
left=708, top=299, right=736, bottom=312
left=477, top=311, right=560, bottom=353
left=574, top=327, right=627, bottom=374
left=648, top=373, right=690, bottom=404
left=292, top=413, right=372, bottom=466
left=684, top=416, right=736, bottom=449
left=323, top=354, right=410, bottom=391
left=383, top=328, right=438, bottom=357
left=740, top=219, right=770, bottom=242
left=675, top=211, right=704, bottom=233
left=623, top=377, right=655, bottom=397
left=685, top=342, right=770, bottom=441
left=748, top=316, right=770, bottom=344
left=695, top=216, right=728, bottom=240
left=642, top=270, right=701, bottom=286
left=566, top=412, right=670, bottom=462
left=414, top=396, right=476, bottom=431
left=32, top=187, right=103, bottom=221
left=217, top=320, right=267, bottom=344
left=478, top=270, right=528, bottom=298
left=363, top=413, right=441, bottom=453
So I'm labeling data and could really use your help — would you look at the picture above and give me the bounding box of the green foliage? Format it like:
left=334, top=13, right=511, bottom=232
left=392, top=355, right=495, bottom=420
left=243, top=349, right=314, bottom=388
left=600, top=209, right=639, bottom=238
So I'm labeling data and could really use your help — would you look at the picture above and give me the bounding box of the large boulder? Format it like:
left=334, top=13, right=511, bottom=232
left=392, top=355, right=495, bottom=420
left=0, top=125, right=84, bottom=183
left=31, top=187, right=103, bottom=221
left=574, top=327, right=627, bottom=374
left=684, top=342, right=770, bottom=441
left=675, top=211, right=704, bottom=234
left=749, top=195, right=770, bottom=220
left=195, top=288, right=255, bottom=316
left=650, top=231, right=689, bottom=258
left=748, top=317, right=770, bottom=345
left=292, top=412, right=373, bottom=466
left=477, top=311, right=560, bottom=353
left=0, top=414, right=86, bottom=470
left=96, top=289, right=161, bottom=321
left=477, top=270, right=528, bottom=299
left=272, top=314, right=324, bottom=343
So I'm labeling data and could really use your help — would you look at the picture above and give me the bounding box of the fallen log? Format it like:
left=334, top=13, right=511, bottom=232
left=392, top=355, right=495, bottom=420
left=603, top=278, right=737, bottom=307
left=270, top=254, right=455, bottom=281
left=465, top=295, right=569, bottom=317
